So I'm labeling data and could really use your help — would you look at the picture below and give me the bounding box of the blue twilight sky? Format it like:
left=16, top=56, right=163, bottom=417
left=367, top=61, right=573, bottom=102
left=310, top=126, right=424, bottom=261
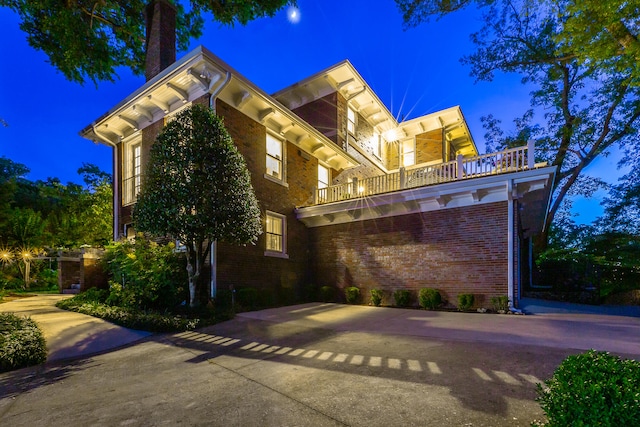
left=0, top=1, right=622, bottom=224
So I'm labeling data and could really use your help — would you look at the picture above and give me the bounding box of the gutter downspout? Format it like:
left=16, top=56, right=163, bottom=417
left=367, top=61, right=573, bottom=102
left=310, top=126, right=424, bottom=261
left=93, top=128, right=119, bottom=241
left=208, top=70, right=231, bottom=300
left=507, top=179, right=515, bottom=308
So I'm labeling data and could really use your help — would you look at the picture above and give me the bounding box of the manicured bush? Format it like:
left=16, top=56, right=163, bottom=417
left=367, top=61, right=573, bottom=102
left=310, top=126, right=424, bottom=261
left=344, top=287, right=360, bottom=304
left=102, top=238, right=187, bottom=311
left=320, top=286, right=336, bottom=302
left=536, top=350, right=640, bottom=426
left=370, top=289, right=384, bottom=307
left=490, top=295, right=510, bottom=312
left=0, top=313, right=47, bottom=372
left=419, top=288, right=441, bottom=310
left=236, top=287, right=258, bottom=310
left=393, top=289, right=412, bottom=307
left=457, top=293, right=474, bottom=311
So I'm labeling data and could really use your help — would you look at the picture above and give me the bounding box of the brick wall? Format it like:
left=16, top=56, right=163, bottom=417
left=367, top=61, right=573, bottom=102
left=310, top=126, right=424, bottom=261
left=291, top=93, right=339, bottom=144
left=215, top=99, right=316, bottom=298
left=309, top=202, right=510, bottom=308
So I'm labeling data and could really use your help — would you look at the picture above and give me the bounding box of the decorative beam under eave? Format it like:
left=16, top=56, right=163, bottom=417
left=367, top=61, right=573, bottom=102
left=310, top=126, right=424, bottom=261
left=259, top=108, right=275, bottom=123
left=147, top=95, right=169, bottom=113
left=234, top=91, right=252, bottom=109
left=166, top=83, right=188, bottom=104
left=118, top=115, right=139, bottom=131
left=132, top=105, right=153, bottom=122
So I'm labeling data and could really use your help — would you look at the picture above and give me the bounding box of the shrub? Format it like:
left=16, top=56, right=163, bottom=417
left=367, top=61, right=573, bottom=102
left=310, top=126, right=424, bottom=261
left=320, top=286, right=336, bottom=302
left=393, top=289, right=412, bottom=307
left=419, top=288, right=442, bottom=310
left=0, top=313, right=47, bottom=372
left=490, top=295, right=510, bottom=312
left=236, top=287, right=258, bottom=310
left=102, top=238, right=187, bottom=311
left=344, top=287, right=360, bottom=304
left=536, top=350, right=640, bottom=426
left=457, top=293, right=474, bottom=311
left=370, top=289, right=384, bottom=307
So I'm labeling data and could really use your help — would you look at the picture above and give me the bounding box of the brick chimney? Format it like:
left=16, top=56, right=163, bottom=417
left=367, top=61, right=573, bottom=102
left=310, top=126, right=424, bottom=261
left=144, top=0, right=177, bottom=81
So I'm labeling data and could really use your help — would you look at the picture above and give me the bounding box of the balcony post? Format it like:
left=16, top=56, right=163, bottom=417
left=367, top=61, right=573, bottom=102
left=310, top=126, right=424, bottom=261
left=400, top=167, right=406, bottom=189
left=527, top=139, right=535, bottom=169
left=312, top=186, right=318, bottom=205
left=456, top=154, right=464, bottom=180
left=352, top=177, right=358, bottom=195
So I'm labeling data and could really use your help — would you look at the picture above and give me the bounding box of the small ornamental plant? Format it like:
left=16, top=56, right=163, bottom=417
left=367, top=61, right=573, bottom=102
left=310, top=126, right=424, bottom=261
left=490, top=295, right=510, bottom=312
left=320, top=286, right=336, bottom=302
left=457, top=293, right=474, bottom=311
left=370, top=289, right=384, bottom=307
left=419, top=288, right=442, bottom=310
left=535, top=350, right=640, bottom=426
left=344, top=287, right=360, bottom=304
left=0, top=313, right=47, bottom=372
left=393, top=289, right=412, bottom=307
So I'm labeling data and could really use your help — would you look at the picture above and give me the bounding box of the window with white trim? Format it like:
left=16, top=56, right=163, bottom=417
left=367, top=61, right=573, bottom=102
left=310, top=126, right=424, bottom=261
left=318, top=164, right=329, bottom=189
left=372, top=132, right=382, bottom=159
left=266, top=133, right=283, bottom=180
left=265, top=211, right=287, bottom=256
left=402, top=139, right=415, bottom=167
left=347, top=106, right=356, bottom=134
left=123, top=139, right=142, bottom=205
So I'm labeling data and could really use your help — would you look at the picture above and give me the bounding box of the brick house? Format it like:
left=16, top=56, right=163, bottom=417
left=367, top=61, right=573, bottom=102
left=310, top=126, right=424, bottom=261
left=80, top=1, right=555, bottom=309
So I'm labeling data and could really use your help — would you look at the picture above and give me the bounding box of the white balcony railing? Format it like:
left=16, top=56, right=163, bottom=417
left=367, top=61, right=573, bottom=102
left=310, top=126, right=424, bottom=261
left=314, top=140, right=537, bottom=205
left=122, top=175, right=141, bottom=206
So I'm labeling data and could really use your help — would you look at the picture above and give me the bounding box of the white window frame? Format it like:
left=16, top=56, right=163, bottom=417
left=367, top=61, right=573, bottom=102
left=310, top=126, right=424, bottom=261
left=265, top=133, right=287, bottom=186
left=402, top=138, right=416, bottom=167
left=347, top=106, right=356, bottom=134
left=318, top=164, right=330, bottom=189
left=265, top=211, right=288, bottom=258
left=372, top=132, right=382, bottom=159
left=123, top=136, right=142, bottom=206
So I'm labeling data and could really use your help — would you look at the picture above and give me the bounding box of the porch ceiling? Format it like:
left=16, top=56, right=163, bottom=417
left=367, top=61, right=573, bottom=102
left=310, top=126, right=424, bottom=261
left=296, top=166, right=556, bottom=234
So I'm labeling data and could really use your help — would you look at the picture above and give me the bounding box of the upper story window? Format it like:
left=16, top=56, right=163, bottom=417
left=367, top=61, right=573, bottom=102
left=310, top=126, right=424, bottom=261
left=347, top=106, right=356, bottom=134
left=123, top=139, right=142, bottom=206
left=372, top=133, right=382, bottom=159
left=402, top=139, right=415, bottom=167
left=265, top=211, right=287, bottom=258
left=266, top=133, right=283, bottom=181
left=318, top=164, right=329, bottom=189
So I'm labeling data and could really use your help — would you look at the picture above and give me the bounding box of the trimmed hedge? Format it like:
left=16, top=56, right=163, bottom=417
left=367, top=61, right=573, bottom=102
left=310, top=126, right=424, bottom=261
left=0, top=313, right=47, bottom=372
left=393, top=290, right=412, bottom=307
left=419, top=288, right=441, bottom=310
left=370, top=289, right=384, bottom=307
left=344, top=287, right=360, bottom=304
left=536, top=350, right=640, bottom=426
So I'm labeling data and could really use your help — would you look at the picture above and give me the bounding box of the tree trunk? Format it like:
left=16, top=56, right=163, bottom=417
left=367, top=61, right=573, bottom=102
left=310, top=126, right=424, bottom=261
left=185, top=243, right=201, bottom=307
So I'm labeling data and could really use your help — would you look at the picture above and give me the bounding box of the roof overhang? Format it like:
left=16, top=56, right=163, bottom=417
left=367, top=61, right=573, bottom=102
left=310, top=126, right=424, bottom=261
left=274, top=60, right=478, bottom=157
left=296, top=166, right=556, bottom=236
left=79, top=46, right=358, bottom=171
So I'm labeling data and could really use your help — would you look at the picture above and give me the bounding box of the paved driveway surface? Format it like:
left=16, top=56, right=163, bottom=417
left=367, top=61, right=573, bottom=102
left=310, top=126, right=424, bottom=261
left=1, top=300, right=638, bottom=426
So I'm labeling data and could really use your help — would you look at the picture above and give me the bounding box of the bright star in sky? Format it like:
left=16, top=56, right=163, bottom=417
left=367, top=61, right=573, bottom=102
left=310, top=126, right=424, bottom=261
left=287, top=6, right=301, bottom=24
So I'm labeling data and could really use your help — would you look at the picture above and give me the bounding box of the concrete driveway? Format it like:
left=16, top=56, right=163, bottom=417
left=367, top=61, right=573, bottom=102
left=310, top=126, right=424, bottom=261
left=1, top=299, right=639, bottom=426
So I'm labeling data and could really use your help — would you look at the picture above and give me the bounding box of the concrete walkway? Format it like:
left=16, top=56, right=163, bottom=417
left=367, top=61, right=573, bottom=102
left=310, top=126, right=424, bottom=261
left=0, top=294, right=150, bottom=361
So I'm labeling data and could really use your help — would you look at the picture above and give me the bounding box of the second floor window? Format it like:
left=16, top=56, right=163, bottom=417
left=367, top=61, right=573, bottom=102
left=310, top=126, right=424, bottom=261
left=402, top=139, right=415, bottom=167
left=266, top=133, right=283, bottom=180
left=123, top=140, right=142, bottom=206
left=265, top=211, right=286, bottom=256
left=318, top=164, right=329, bottom=189
left=347, top=106, right=356, bottom=134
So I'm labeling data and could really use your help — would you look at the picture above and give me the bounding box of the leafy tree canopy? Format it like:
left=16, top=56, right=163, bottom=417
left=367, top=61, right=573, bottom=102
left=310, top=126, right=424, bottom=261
left=396, top=0, right=640, bottom=248
left=1, top=0, right=294, bottom=85
left=134, top=104, right=261, bottom=306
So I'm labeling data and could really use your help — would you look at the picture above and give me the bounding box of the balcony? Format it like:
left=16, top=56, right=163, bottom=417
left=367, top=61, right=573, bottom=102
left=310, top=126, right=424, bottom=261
left=312, top=141, right=543, bottom=206
left=122, top=175, right=141, bottom=206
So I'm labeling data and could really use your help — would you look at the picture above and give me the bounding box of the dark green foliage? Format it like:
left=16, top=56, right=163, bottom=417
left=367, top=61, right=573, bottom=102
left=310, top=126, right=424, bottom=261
left=102, top=238, right=187, bottom=311
left=1, top=0, right=292, bottom=85
left=490, top=295, right=509, bottom=312
left=320, top=286, right=336, bottom=302
left=0, top=313, right=47, bottom=372
left=134, top=105, right=261, bottom=307
left=419, top=288, right=441, bottom=310
left=258, top=288, right=276, bottom=308
left=344, top=287, right=360, bottom=304
left=393, top=289, right=412, bottom=307
left=457, top=294, right=474, bottom=311
left=536, top=350, right=640, bottom=426
left=236, top=287, right=258, bottom=310
left=370, top=289, right=384, bottom=307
